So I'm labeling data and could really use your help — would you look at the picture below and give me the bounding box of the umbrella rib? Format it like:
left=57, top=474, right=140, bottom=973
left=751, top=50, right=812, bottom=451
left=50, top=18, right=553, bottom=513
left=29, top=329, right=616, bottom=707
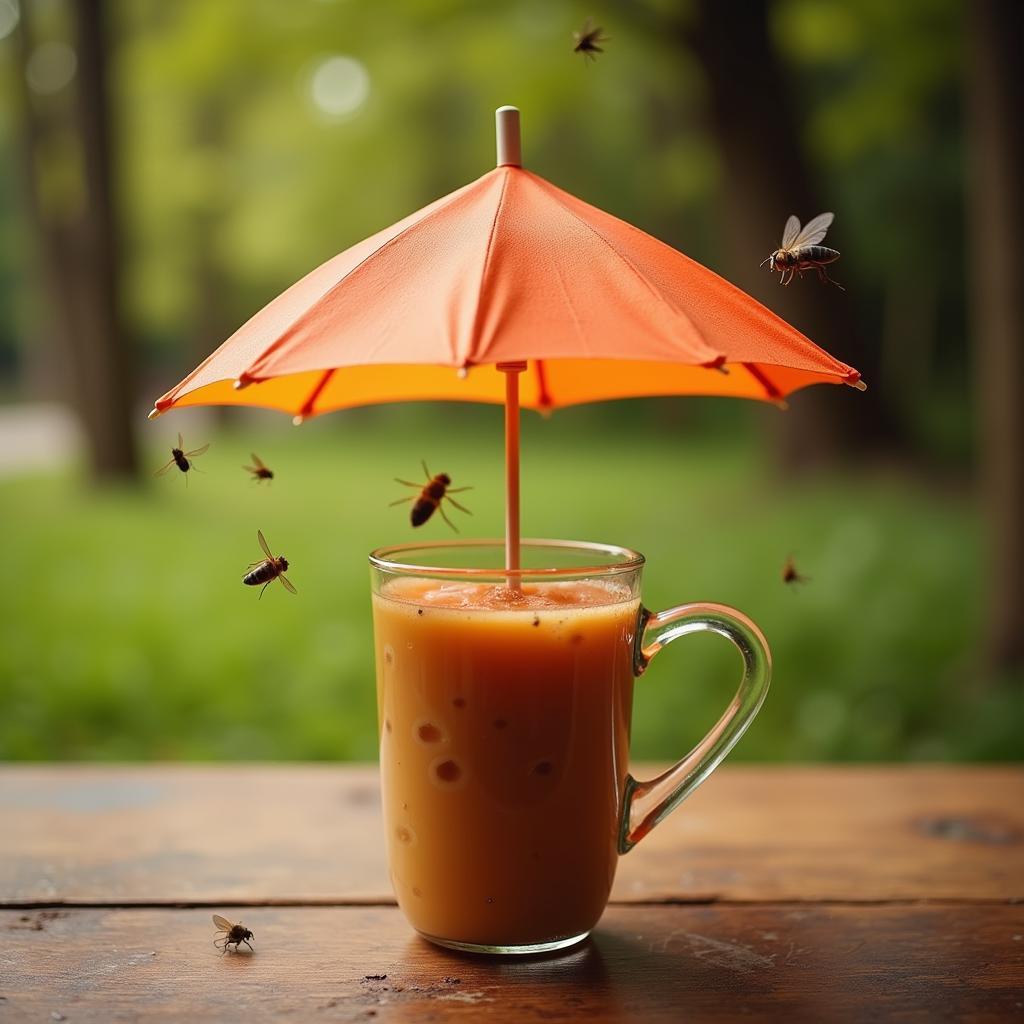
left=741, top=362, right=783, bottom=402
left=553, top=260, right=592, bottom=356
left=529, top=174, right=723, bottom=364
left=243, top=177, right=493, bottom=382
left=464, top=170, right=510, bottom=366
left=297, top=368, right=336, bottom=419
left=534, top=359, right=552, bottom=409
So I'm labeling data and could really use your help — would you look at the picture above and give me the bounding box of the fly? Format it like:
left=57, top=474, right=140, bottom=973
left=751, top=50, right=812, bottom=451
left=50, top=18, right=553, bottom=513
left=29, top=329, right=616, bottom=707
left=243, top=530, right=297, bottom=598
left=213, top=914, right=254, bottom=954
left=761, top=212, right=844, bottom=289
left=573, top=18, right=608, bottom=63
left=243, top=453, right=274, bottom=483
left=390, top=462, right=472, bottom=532
left=155, top=433, right=209, bottom=485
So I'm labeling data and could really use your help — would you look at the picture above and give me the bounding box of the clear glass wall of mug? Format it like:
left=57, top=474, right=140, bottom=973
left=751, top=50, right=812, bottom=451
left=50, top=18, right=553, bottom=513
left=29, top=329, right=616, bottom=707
left=370, top=540, right=770, bottom=955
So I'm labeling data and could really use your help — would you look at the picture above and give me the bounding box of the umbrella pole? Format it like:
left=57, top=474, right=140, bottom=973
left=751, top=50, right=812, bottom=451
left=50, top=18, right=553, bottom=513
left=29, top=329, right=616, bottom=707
left=499, top=361, right=526, bottom=587
left=495, top=107, right=525, bottom=589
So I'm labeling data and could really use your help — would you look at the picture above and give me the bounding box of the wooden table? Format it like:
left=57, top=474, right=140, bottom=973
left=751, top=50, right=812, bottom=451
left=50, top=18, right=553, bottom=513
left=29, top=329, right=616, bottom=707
left=1, top=765, right=1022, bottom=1022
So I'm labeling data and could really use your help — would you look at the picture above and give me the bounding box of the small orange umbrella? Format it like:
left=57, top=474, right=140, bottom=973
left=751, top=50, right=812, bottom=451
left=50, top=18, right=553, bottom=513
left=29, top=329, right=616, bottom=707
left=151, top=106, right=864, bottom=570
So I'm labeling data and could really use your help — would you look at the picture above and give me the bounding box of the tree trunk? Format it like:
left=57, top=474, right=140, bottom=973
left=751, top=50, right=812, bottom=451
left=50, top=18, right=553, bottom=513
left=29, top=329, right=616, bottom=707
left=71, top=0, right=137, bottom=479
left=13, top=1, right=137, bottom=481
left=879, top=278, right=938, bottom=434
left=967, top=0, right=1024, bottom=672
left=10, top=13, right=79, bottom=411
left=687, top=0, right=898, bottom=469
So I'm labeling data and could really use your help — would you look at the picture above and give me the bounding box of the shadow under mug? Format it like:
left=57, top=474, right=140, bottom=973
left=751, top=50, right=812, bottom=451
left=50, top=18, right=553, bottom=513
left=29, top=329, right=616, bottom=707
left=370, top=539, right=771, bottom=955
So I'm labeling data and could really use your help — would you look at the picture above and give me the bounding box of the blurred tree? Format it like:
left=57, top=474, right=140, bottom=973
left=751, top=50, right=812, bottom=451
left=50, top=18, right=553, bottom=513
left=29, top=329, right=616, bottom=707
left=684, top=0, right=900, bottom=468
left=8, top=10, right=76, bottom=405
left=117, top=0, right=711, bottom=382
left=776, top=0, right=966, bottom=462
left=0, top=0, right=974, bottom=472
left=12, top=0, right=136, bottom=480
left=968, top=0, right=1023, bottom=672
left=72, top=0, right=136, bottom=477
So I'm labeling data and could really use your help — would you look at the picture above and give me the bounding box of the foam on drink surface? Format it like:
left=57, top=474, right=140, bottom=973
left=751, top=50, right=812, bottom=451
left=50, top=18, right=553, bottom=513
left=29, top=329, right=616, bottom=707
left=381, top=576, right=632, bottom=612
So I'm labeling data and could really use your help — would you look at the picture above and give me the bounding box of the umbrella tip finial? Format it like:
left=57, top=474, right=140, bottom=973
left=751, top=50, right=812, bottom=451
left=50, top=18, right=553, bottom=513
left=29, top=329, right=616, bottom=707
left=496, top=106, right=521, bottom=168
left=147, top=407, right=161, bottom=420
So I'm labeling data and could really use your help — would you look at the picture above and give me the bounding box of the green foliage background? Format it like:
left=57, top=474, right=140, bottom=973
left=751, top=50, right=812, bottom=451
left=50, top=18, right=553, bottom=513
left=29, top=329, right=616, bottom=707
left=1, top=0, right=1013, bottom=761
left=2, top=408, right=1019, bottom=762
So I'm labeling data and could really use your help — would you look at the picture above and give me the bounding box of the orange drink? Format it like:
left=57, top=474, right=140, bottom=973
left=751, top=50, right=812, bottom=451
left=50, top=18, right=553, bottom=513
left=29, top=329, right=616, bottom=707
left=370, top=541, right=770, bottom=955
left=373, top=577, right=638, bottom=950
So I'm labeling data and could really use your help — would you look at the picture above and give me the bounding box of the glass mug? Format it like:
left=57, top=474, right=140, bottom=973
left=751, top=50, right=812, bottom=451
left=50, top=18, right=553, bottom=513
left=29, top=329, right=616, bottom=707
left=370, top=540, right=770, bottom=955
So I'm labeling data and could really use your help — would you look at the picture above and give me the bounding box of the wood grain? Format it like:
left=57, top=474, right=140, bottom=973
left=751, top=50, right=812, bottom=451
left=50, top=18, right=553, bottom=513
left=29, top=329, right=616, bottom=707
left=2, top=905, right=1022, bottom=1023
left=1, top=765, right=1021, bottom=906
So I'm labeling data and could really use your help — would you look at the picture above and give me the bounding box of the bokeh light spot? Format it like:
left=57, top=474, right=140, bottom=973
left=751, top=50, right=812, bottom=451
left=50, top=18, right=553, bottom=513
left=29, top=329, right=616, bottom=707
left=309, top=55, right=369, bottom=118
left=26, top=41, right=77, bottom=96
left=0, top=0, right=18, bottom=42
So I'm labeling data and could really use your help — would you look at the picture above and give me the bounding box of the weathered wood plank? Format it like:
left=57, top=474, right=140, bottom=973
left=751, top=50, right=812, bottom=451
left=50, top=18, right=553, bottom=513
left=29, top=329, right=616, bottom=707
left=1, top=765, right=1021, bottom=905
left=1, top=905, right=1021, bottom=1023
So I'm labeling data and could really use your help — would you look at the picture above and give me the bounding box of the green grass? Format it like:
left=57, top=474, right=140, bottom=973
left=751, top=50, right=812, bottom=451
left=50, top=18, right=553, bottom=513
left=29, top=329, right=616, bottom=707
left=1, top=403, right=1018, bottom=761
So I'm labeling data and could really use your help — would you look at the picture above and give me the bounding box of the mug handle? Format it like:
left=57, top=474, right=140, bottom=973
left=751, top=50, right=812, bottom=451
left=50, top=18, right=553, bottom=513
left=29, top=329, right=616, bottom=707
left=618, top=602, right=772, bottom=854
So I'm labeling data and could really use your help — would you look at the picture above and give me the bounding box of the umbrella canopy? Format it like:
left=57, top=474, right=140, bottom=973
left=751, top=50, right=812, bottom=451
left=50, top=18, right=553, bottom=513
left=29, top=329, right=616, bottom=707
left=150, top=109, right=863, bottom=424
left=150, top=106, right=864, bottom=575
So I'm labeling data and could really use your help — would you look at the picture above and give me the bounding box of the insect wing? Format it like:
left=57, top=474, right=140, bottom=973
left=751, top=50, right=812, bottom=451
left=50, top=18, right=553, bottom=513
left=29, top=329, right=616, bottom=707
left=213, top=914, right=234, bottom=933
left=781, top=215, right=801, bottom=249
left=280, top=574, right=297, bottom=595
left=184, top=443, right=210, bottom=458
left=257, top=530, right=273, bottom=560
left=792, top=212, right=834, bottom=248
left=250, top=453, right=267, bottom=470
left=177, top=433, right=184, bottom=450
left=154, top=459, right=176, bottom=477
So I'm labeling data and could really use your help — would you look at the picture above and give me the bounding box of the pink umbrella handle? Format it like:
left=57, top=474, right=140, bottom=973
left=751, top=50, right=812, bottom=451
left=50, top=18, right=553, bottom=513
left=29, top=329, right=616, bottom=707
left=499, top=361, right=526, bottom=581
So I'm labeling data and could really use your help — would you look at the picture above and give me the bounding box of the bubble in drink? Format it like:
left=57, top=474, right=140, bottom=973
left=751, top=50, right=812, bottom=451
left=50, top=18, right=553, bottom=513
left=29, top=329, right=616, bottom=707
left=416, top=722, right=443, bottom=744
left=433, top=759, right=462, bottom=784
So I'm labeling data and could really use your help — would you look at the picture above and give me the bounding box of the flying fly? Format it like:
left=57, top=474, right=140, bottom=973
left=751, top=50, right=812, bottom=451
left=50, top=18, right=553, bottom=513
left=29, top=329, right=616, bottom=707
left=761, top=212, right=844, bottom=289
